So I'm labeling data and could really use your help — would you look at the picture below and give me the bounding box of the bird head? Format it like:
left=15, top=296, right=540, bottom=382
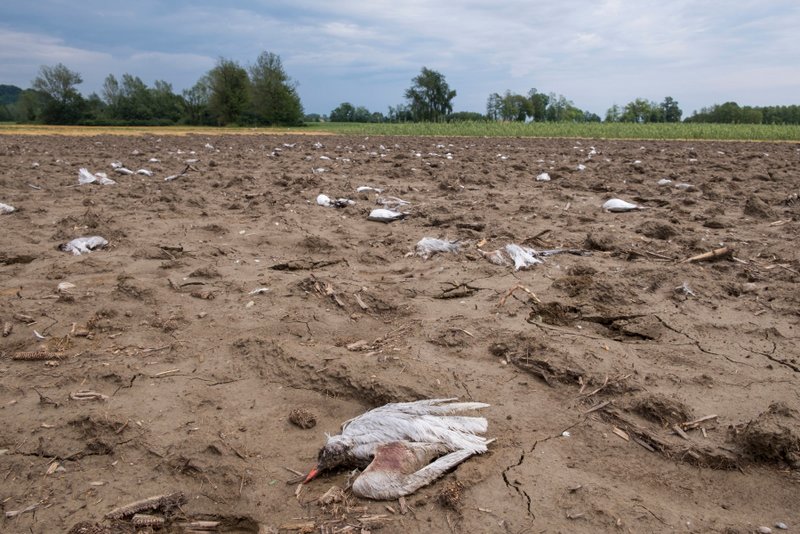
left=304, top=437, right=351, bottom=483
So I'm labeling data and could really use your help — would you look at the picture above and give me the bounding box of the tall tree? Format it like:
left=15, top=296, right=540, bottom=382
left=330, top=102, right=356, bottom=122
left=486, top=93, right=502, bottom=120
left=387, top=104, right=412, bottom=122
left=620, top=98, right=657, bottom=123
left=118, top=74, right=153, bottom=120
left=182, top=77, right=211, bottom=125
left=404, top=67, right=456, bottom=122
left=528, top=89, right=549, bottom=122
left=207, top=58, right=249, bottom=125
left=248, top=51, right=303, bottom=125
left=660, top=96, right=682, bottom=122
left=151, top=80, right=182, bottom=122
left=605, top=104, right=622, bottom=122
left=102, top=74, right=122, bottom=117
left=31, top=63, right=85, bottom=123
left=499, top=91, right=531, bottom=121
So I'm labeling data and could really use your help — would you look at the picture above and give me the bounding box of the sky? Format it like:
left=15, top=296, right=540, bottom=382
left=1, top=0, right=799, bottom=118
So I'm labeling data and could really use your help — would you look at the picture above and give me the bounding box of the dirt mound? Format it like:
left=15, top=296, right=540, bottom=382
left=734, top=402, right=800, bottom=468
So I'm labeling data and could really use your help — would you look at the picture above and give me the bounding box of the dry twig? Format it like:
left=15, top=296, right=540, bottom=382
left=105, top=491, right=187, bottom=519
left=498, top=284, right=541, bottom=306
left=681, top=246, right=733, bottom=263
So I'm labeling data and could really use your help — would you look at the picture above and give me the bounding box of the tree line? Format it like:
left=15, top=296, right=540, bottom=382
left=0, top=52, right=304, bottom=126
left=2, top=61, right=799, bottom=126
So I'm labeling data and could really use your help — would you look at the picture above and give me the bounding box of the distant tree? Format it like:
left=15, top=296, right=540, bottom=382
left=528, top=89, right=549, bottom=122
left=31, top=63, right=85, bottom=123
left=486, top=93, right=502, bottom=120
left=248, top=51, right=303, bottom=125
left=330, top=102, right=356, bottom=122
left=117, top=74, right=154, bottom=121
left=545, top=93, right=581, bottom=122
left=207, top=58, right=250, bottom=125
left=404, top=67, right=456, bottom=122
left=12, top=90, right=44, bottom=122
left=0, top=85, right=22, bottom=122
left=304, top=113, right=322, bottom=122
left=449, top=111, right=486, bottom=122
left=83, top=92, right=106, bottom=121
left=329, top=102, right=377, bottom=122
left=150, top=80, right=182, bottom=122
left=352, top=106, right=371, bottom=122
left=620, top=98, right=657, bottom=123
left=716, top=101, right=742, bottom=123
left=182, top=77, right=211, bottom=125
left=605, top=104, right=622, bottom=122
left=741, top=106, right=764, bottom=123
left=103, top=74, right=122, bottom=118
left=583, top=111, right=602, bottom=122
left=660, top=96, right=682, bottom=122
left=492, top=90, right=531, bottom=121
left=387, top=104, right=412, bottom=122
left=0, top=84, right=22, bottom=106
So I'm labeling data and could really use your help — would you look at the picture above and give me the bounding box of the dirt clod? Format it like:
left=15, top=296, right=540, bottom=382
left=289, top=408, right=317, bottom=429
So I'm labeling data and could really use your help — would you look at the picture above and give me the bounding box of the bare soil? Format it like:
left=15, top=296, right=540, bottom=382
left=1, top=134, right=799, bottom=533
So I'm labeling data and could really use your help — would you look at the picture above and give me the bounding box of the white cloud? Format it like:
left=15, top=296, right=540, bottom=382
left=2, top=1, right=798, bottom=115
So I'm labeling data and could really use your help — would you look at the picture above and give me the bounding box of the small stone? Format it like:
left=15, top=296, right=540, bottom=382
left=197, top=311, right=207, bottom=318
left=757, top=527, right=772, bottom=534
left=775, top=523, right=788, bottom=530
left=741, top=283, right=758, bottom=294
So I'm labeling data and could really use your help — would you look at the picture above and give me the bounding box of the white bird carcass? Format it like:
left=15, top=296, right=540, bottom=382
left=304, top=398, right=491, bottom=500
left=415, top=238, right=460, bottom=259
left=367, top=208, right=407, bottom=223
left=79, top=168, right=116, bottom=185
left=480, top=243, right=543, bottom=270
left=316, top=194, right=354, bottom=208
left=602, top=198, right=643, bottom=212
left=59, top=236, right=108, bottom=256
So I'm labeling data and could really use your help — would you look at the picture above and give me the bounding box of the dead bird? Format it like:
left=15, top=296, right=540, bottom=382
left=304, top=398, right=491, bottom=499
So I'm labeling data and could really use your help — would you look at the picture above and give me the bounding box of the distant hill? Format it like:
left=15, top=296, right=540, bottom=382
left=0, top=84, right=23, bottom=106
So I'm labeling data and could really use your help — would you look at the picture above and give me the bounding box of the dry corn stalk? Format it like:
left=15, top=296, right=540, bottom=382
left=2, top=321, right=11, bottom=337
left=69, top=390, right=109, bottom=401
left=13, top=313, right=34, bottom=323
left=176, top=520, right=221, bottom=530
left=12, top=350, right=66, bottom=361
left=131, top=514, right=166, bottom=527
left=105, top=491, right=187, bottom=519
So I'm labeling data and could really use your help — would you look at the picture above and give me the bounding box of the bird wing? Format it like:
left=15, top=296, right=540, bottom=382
left=352, top=446, right=477, bottom=500
left=332, top=398, right=491, bottom=465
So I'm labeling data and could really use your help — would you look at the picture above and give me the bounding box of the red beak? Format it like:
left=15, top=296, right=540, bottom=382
left=303, top=466, right=320, bottom=484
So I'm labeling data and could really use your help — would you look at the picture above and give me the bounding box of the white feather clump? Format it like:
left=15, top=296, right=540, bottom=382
left=0, top=202, right=16, bottom=214
left=415, top=238, right=460, bottom=259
